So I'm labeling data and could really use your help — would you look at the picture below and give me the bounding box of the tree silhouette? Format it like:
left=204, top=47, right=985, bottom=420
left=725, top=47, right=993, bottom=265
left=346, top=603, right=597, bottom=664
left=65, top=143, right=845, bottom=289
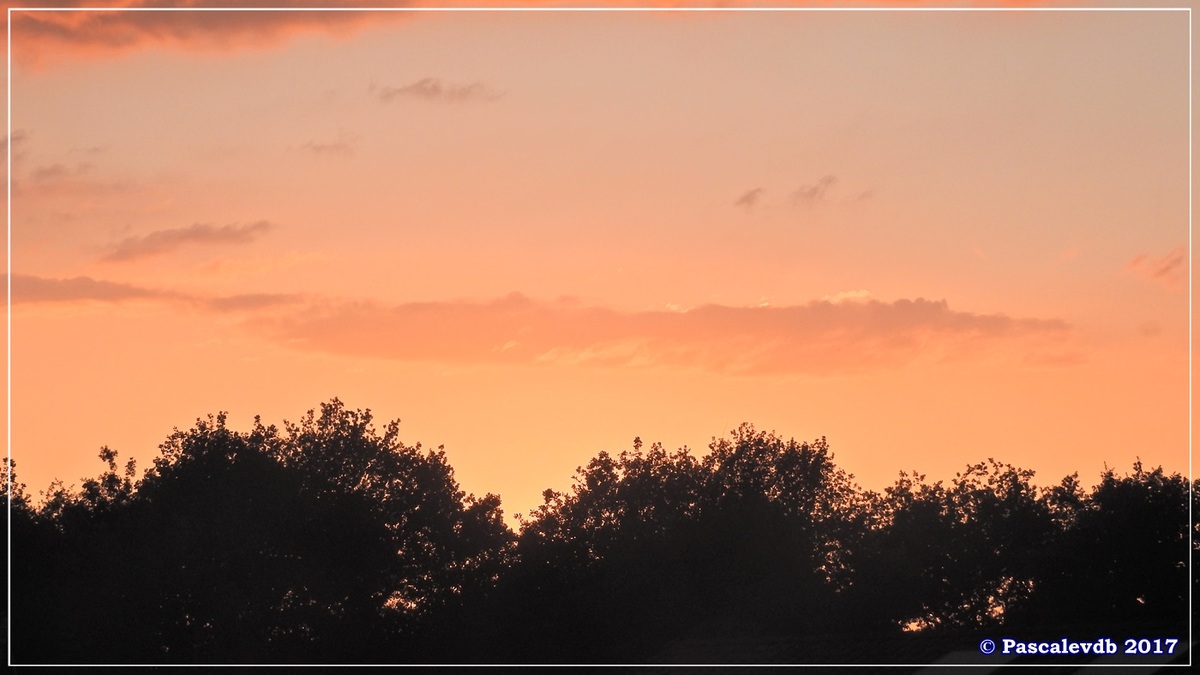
left=1004, top=461, right=1191, bottom=633
left=851, top=460, right=1054, bottom=633
left=499, top=437, right=705, bottom=661
left=495, top=425, right=870, bottom=662
left=7, top=406, right=1190, bottom=664
left=11, top=401, right=513, bottom=663
left=3, top=458, right=35, bottom=658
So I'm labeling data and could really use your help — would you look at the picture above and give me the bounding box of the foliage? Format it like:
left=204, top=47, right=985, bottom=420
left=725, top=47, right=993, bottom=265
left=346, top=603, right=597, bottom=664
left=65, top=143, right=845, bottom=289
left=501, top=425, right=871, bottom=661
left=1004, top=461, right=1191, bottom=629
left=11, top=400, right=512, bottom=663
left=852, top=460, right=1052, bottom=632
left=8, top=406, right=1191, bottom=664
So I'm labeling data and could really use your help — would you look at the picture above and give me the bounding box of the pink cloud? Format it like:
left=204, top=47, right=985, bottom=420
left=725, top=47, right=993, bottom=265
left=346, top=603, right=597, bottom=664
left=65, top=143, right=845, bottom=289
left=1125, top=245, right=1186, bottom=291
left=246, top=294, right=1072, bottom=376
left=7, top=1, right=1071, bottom=67
left=7, top=271, right=1076, bottom=376
left=8, top=2, right=412, bottom=67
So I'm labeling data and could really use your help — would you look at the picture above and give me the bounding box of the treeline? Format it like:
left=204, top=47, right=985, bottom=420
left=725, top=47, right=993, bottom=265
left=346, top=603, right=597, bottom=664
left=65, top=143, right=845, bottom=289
left=4, top=399, right=1194, bottom=664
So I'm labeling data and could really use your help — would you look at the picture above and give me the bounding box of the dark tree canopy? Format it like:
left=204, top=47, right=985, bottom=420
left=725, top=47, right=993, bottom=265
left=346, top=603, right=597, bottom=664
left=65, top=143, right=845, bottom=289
left=1003, top=461, right=1192, bottom=630
left=6, top=404, right=1191, bottom=665
left=850, top=460, right=1054, bottom=633
left=10, top=400, right=513, bottom=663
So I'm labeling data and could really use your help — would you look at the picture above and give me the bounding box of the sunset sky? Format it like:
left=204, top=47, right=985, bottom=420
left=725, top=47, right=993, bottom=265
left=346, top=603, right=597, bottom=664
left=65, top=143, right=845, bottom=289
left=5, top=2, right=1191, bottom=523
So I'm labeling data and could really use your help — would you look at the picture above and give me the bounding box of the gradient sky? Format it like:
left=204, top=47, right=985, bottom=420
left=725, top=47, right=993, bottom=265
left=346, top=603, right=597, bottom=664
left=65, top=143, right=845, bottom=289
left=5, top=3, right=1191, bottom=523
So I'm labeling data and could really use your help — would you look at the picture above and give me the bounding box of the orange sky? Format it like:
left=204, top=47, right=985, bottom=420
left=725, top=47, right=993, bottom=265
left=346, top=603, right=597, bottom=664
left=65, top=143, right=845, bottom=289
left=4, top=3, right=1191, bottom=524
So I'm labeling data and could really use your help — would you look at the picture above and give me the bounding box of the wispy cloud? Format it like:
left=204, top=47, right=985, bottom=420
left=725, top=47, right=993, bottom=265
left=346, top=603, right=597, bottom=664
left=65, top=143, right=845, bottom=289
left=9, top=273, right=302, bottom=313
left=2, top=130, right=29, bottom=158
left=734, top=176, right=873, bottom=214
left=247, top=294, right=1073, bottom=376
left=11, top=161, right=137, bottom=207
left=373, top=78, right=505, bottom=104
left=9, top=2, right=412, bottom=67
left=734, top=188, right=764, bottom=209
left=11, top=160, right=113, bottom=197
left=30, top=163, right=94, bottom=182
left=300, top=131, right=356, bottom=158
left=791, top=175, right=837, bottom=207
left=10, top=273, right=174, bottom=304
left=1125, top=245, right=1185, bottom=290
left=102, top=221, right=275, bottom=262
